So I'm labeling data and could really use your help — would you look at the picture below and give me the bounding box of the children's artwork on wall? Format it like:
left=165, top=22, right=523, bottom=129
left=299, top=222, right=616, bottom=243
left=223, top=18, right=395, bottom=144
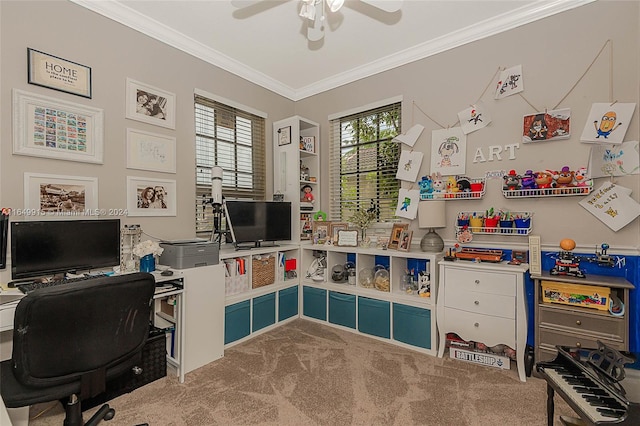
left=431, top=127, right=466, bottom=176
left=580, top=103, right=636, bottom=144
left=494, top=65, right=524, bottom=99
left=394, top=188, right=419, bottom=220
left=396, top=150, right=423, bottom=182
left=458, top=101, right=491, bottom=134
left=522, top=108, right=571, bottom=143
left=589, top=141, right=640, bottom=178
left=579, top=182, right=640, bottom=232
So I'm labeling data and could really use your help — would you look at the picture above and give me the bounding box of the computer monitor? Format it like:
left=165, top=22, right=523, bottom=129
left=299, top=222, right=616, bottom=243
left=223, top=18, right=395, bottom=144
left=11, top=219, right=121, bottom=280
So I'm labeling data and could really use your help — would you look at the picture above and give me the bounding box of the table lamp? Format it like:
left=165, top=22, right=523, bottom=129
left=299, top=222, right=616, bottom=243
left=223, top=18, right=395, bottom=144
left=418, top=201, right=446, bottom=252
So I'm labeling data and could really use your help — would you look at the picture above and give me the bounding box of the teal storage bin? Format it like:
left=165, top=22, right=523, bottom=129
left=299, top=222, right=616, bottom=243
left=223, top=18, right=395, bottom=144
left=393, top=303, right=431, bottom=349
left=278, top=285, right=299, bottom=321
left=253, top=292, right=276, bottom=332
left=329, top=291, right=356, bottom=329
left=358, top=296, right=390, bottom=339
left=303, top=286, right=327, bottom=321
left=225, top=300, right=250, bottom=344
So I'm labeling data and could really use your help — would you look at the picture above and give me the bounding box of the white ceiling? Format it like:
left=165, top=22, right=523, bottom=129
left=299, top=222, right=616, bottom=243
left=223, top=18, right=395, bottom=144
left=72, top=0, right=594, bottom=101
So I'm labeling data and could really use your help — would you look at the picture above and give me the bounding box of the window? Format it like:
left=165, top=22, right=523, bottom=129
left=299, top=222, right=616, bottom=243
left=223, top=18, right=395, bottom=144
left=329, top=102, right=401, bottom=223
left=195, top=95, right=266, bottom=236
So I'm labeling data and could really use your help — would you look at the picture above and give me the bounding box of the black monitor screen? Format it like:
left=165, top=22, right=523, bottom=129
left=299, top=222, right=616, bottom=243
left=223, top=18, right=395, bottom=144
left=225, top=201, right=291, bottom=246
left=11, top=219, right=121, bottom=280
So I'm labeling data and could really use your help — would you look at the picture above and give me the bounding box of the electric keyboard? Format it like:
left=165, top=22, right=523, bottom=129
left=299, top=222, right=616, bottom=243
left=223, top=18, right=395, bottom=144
left=536, top=342, right=639, bottom=425
left=16, top=275, right=102, bottom=294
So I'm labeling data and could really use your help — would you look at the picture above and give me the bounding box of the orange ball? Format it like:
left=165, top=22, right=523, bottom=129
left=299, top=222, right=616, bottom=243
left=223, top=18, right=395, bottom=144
left=560, top=238, right=576, bottom=251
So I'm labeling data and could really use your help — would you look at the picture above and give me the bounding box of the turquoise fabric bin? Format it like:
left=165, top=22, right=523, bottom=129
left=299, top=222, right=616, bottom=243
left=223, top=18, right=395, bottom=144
left=278, top=285, right=299, bottom=321
left=253, top=292, right=276, bottom=332
left=329, top=291, right=356, bottom=329
left=393, top=303, right=431, bottom=349
left=357, top=296, right=390, bottom=338
left=303, top=286, right=327, bottom=321
left=225, top=300, right=250, bottom=344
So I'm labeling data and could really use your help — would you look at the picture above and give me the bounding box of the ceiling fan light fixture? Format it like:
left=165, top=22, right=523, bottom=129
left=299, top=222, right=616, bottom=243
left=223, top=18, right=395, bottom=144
left=326, top=0, right=344, bottom=12
left=299, top=2, right=316, bottom=20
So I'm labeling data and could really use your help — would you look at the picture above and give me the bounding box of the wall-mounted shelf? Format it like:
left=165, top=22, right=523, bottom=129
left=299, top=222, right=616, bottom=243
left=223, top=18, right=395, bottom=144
left=502, top=182, right=593, bottom=199
left=420, top=176, right=486, bottom=200
left=455, top=211, right=533, bottom=235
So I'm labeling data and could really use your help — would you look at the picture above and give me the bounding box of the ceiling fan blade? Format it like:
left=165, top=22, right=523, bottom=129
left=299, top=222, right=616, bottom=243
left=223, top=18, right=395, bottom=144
left=359, top=0, right=403, bottom=13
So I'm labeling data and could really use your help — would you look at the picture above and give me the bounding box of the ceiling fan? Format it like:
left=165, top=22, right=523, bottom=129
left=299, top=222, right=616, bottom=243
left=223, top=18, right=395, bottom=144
left=232, top=0, right=403, bottom=42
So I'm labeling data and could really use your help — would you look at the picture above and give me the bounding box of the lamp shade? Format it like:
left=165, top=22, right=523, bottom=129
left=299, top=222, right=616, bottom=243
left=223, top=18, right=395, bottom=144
left=418, top=201, right=446, bottom=229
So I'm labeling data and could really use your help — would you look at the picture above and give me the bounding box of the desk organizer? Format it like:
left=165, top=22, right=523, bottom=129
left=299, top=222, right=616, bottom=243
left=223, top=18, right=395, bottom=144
left=456, top=211, right=533, bottom=235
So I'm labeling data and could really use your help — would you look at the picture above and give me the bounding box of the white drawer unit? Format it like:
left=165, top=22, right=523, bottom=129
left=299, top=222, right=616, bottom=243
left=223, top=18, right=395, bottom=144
left=437, top=260, right=529, bottom=382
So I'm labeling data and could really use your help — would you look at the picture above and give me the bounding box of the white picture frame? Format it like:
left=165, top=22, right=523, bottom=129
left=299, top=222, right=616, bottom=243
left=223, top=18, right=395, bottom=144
left=12, top=89, right=104, bottom=164
left=24, top=172, right=98, bottom=216
left=126, top=128, right=176, bottom=173
left=125, top=78, right=176, bottom=129
left=126, top=176, right=176, bottom=217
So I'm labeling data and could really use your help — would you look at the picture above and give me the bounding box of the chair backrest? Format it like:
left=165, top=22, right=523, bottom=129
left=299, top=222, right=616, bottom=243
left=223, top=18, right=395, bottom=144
left=11, top=272, right=156, bottom=389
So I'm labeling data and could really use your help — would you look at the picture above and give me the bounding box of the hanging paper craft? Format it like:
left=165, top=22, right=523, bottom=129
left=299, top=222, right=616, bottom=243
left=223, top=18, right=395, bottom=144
left=458, top=101, right=491, bottom=134
left=522, top=108, right=571, bottom=143
left=579, top=182, right=640, bottom=232
left=394, top=188, right=420, bottom=220
left=396, top=150, right=423, bottom=182
left=580, top=103, right=636, bottom=144
left=494, top=65, right=524, bottom=99
left=430, top=127, right=466, bottom=176
left=589, top=141, right=640, bottom=178
left=393, top=124, right=424, bottom=147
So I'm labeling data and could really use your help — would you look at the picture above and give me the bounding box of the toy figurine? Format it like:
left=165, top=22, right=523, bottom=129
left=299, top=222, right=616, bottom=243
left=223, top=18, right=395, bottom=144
left=554, top=166, right=575, bottom=187
left=456, top=176, right=472, bottom=193
left=301, top=185, right=314, bottom=202
left=520, top=170, right=537, bottom=191
left=418, top=175, right=433, bottom=199
left=534, top=170, right=555, bottom=189
left=503, top=169, right=522, bottom=190
left=550, top=238, right=585, bottom=278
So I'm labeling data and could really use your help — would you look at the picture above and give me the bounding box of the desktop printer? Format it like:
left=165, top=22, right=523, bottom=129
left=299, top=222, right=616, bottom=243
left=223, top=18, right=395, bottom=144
left=159, top=240, right=219, bottom=269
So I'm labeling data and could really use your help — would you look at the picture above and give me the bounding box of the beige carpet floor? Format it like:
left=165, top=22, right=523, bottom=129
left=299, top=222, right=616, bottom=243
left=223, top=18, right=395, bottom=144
left=28, top=318, right=576, bottom=425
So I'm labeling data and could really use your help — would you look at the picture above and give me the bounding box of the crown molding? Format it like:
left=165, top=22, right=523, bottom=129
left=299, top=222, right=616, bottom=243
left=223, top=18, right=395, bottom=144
left=71, top=0, right=595, bottom=102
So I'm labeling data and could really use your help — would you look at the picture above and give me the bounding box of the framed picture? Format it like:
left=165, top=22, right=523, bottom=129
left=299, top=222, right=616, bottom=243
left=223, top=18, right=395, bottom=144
left=24, top=172, right=98, bottom=216
left=278, top=126, right=291, bottom=146
left=397, top=230, right=413, bottom=252
left=388, top=223, right=408, bottom=250
left=126, top=176, right=176, bottom=217
left=330, top=222, right=348, bottom=242
left=301, top=136, right=315, bottom=153
left=126, top=128, right=176, bottom=173
left=312, top=221, right=331, bottom=243
left=337, top=230, right=358, bottom=247
left=28, top=48, right=92, bottom=98
left=125, top=78, right=176, bottom=129
left=12, top=89, right=104, bottom=164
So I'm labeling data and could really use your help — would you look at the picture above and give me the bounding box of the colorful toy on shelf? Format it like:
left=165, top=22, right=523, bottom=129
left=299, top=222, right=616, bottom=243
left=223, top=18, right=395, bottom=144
left=418, top=175, right=433, bottom=199
left=456, top=176, right=472, bottom=193
left=534, top=170, right=555, bottom=189
left=520, top=170, right=536, bottom=190
left=554, top=166, right=575, bottom=187
left=431, top=172, right=446, bottom=195
left=550, top=238, right=585, bottom=278
left=584, top=243, right=616, bottom=268
left=301, top=184, right=314, bottom=202
left=503, top=169, right=522, bottom=190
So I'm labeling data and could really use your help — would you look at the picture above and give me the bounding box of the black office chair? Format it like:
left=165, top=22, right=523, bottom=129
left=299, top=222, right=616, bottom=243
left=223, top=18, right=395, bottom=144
left=0, top=272, right=156, bottom=425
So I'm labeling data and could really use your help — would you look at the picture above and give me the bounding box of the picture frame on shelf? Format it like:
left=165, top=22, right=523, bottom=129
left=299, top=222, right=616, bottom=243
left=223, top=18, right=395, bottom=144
left=337, top=230, right=358, bottom=247
left=126, top=176, right=176, bottom=216
left=301, top=136, right=315, bottom=153
left=312, top=221, right=331, bottom=243
left=388, top=223, right=408, bottom=250
left=397, top=230, right=413, bottom=252
left=24, top=172, right=98, bottom=215
left=12, top=89, right=104, bottom=164
left=126, top=128, right=176, bottom=173
left=278, top=126, right=291, bottom=146
left=125, top=78, right=175, bottom=129
left=330, top=222, right=348, bottom=242
left=28, top=48, right=92, bottom=98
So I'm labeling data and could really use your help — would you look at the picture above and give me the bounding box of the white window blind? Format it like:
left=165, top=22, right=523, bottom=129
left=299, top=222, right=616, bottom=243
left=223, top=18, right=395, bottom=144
left=195, top=95, right=266, bottom=236
left=329, top=102, right=401, bottom=223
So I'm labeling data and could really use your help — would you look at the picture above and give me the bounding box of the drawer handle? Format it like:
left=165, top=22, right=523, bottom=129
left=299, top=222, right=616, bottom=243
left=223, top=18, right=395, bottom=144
left=576, top=342, right=582, bottom=348
left=474, top=322, right=479, bottom=327
left=474, top=301, right=479, bottom=305
left=576, top=320, right=582, bottom=326
left=474, top=280, right=480, bottom=284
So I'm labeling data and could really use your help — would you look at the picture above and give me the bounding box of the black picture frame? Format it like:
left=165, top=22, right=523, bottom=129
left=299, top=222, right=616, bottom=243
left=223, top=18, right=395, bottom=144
left=278, top=126, right=291, bottom=146
left=27, top=48, right=92, bottom=98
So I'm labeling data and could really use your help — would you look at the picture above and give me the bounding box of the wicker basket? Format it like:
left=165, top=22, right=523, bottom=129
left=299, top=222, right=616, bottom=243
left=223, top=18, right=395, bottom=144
left=252, top=255, right=276, bottom=288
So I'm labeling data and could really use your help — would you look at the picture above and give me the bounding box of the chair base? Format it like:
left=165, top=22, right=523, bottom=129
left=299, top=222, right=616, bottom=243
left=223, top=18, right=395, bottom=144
left=64, top=398, right=115, bottom=426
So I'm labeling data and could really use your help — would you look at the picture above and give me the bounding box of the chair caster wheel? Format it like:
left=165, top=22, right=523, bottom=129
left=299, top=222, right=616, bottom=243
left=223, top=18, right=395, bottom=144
left=104, top=408, right=115, bottom=421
